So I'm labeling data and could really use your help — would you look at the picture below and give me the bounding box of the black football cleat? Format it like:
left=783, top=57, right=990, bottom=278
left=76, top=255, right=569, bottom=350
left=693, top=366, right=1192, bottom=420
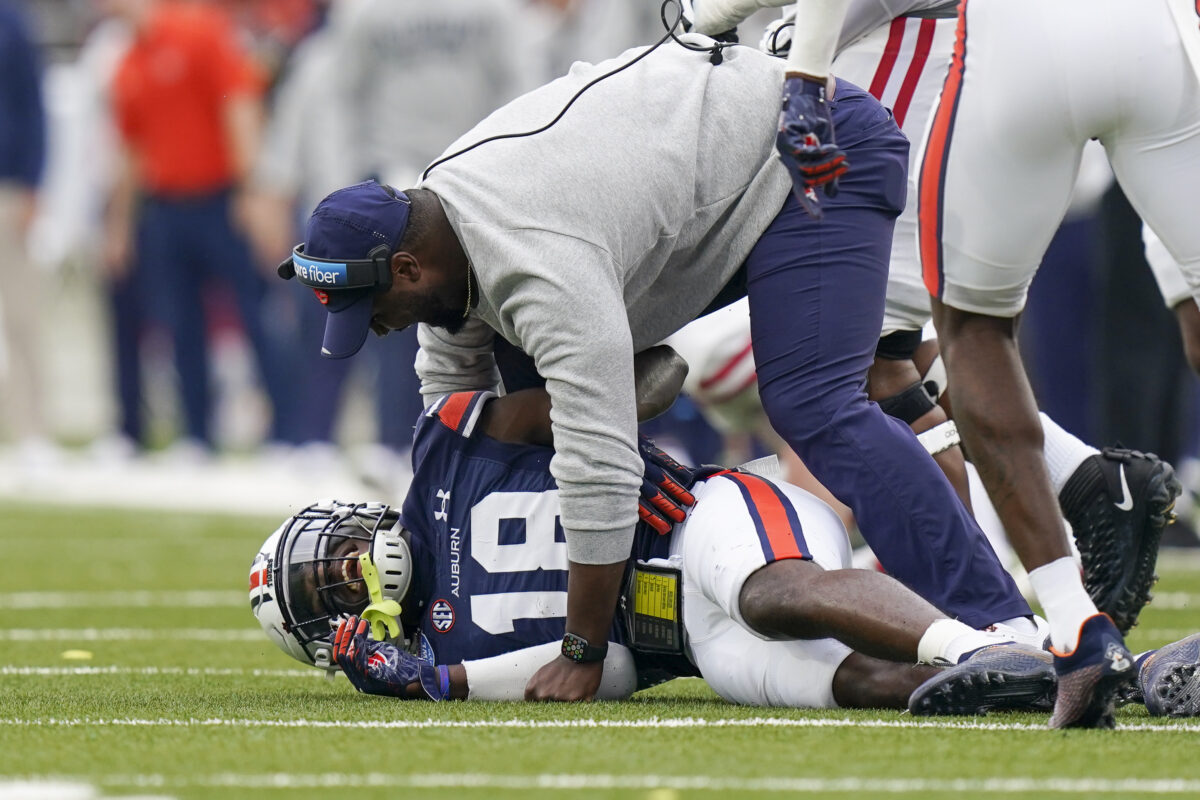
left=908, top=644, right=1056, bottom=717
left=1140, top=633, right=1200, bottom=717
left=1048, top=614, right=1135, bottom=729
left=1059, top=447, right=1181, bottom=634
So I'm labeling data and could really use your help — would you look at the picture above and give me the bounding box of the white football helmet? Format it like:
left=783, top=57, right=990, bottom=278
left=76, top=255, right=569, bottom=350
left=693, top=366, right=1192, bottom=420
left=249, top=500, right=414, bottom=670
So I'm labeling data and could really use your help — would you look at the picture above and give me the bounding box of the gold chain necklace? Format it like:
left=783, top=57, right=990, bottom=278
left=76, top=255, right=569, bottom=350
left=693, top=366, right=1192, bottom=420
left=462, top=262, right=474, bottom=319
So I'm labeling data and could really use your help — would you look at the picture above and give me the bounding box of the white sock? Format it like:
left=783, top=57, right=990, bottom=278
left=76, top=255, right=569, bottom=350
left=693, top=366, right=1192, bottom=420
left=1028, top=557, right=1099, bottom=652
left=1040, top=412, right=1100, bottom=495
left=997, top=616, right=1037, bottom=636
left=917, top=618, right=1009, bottom=665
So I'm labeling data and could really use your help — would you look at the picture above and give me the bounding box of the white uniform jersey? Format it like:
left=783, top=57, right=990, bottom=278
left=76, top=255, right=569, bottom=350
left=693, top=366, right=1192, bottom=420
left=831, top=12, right=956, bottom=333
left=918, top=0, right=1200, bottom=316
left=839, top=0, right=956, bottom=47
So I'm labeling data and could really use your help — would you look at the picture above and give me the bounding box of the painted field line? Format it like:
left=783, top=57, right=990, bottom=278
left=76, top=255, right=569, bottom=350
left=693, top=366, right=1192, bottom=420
left=3, top=716, right=1199, bottom=733
left=11, top=589, right=1192, bottom=612
left=0, top=590, right=243, bottom=609
left=1146, top=592, right=1200, bottom=610
left=0, top=666, right=320, bottom=678
left=1130, top=628, right=1200, bottom=643
left=0, top=628, right=261, bottom=642
left=6, top=773, right=1200, bottom=794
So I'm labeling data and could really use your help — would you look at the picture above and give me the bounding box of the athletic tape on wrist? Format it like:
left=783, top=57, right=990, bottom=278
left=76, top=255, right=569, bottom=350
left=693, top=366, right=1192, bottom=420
left=917, top=420, right=960, bottom=456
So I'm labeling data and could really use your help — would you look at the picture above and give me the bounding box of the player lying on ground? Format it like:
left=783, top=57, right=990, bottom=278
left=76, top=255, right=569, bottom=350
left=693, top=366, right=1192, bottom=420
left=253, top=347, right=1064, bottom=712
left=249, top=348, right=1200, bottom=715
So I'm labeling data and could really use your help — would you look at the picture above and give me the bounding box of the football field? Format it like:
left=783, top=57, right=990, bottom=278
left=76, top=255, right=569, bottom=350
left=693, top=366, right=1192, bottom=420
left=4, top=502, right=1200, bottom=800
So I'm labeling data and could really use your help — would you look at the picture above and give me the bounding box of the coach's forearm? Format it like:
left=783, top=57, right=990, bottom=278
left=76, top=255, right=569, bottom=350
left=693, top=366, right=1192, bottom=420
left=692, top=0, right=792, bottom=35
left=786, top=0, right=851, bottom=79
left=566, top=560, right=627, bottom=645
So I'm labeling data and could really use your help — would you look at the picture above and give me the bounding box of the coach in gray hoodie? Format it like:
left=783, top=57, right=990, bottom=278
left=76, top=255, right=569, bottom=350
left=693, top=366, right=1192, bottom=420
left=281, top=37, right=1032, bottom=703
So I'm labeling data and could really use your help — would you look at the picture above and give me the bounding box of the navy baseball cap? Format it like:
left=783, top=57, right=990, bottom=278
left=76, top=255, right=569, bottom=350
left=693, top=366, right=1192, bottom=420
left=283, top=181, right=412, bottom=359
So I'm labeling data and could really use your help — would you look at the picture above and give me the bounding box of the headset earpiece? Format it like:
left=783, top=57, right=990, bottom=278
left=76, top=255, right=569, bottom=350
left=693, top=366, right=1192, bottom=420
left=368, top=244, right=393, bottom=291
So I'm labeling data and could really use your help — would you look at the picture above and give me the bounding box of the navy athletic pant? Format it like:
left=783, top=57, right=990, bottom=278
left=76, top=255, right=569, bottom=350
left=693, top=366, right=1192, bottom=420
left=138, top=191, right=296, bottom=446
left=747, top=81, right=1030, bottom=627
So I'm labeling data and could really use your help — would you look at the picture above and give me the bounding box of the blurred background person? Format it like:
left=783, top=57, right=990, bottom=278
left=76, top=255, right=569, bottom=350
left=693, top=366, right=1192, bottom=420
left=101, top=0, right=297, bottom=460
left=0, top=0, right=51, bottom=468
left=243, top=0, right=543, bottom=494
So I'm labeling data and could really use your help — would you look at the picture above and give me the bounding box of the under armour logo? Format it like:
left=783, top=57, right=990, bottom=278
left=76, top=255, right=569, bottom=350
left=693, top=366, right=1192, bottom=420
left=434, top=489, right=451, bottom=521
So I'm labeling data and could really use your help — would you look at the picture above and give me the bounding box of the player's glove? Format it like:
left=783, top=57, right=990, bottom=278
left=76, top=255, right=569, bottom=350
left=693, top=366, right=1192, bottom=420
left=333, top=615, right=449, bottom=701
left=638, top=435, right=697, bottom=535
left=776, top=75, right=849, bottom=219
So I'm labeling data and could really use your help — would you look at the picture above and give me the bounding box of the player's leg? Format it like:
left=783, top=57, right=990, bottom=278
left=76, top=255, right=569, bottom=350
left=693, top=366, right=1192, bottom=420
left=920, top=0, right=1135, bottom=728
left=1143, top=223, right=1200, bottom=374
left=202, top=192, right=299, bottom=446
left=746, top=80, right=1031, bottom=629
left=140, top=198, right=213, bottom=447
left=676, top=474, right=1045, bottom=710
left=866, top=337, right=971, bottom=509
left=737, top=557, right=1009, bottom=664
left=832, top=18, right=976, bottom=507
left=675, top=474, right=929, bottom=709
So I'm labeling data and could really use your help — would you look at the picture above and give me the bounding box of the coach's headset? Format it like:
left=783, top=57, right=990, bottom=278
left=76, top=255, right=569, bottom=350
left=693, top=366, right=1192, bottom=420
left=277, top=1, right=732, bottom=289
left=276, top=243, right=393, bottom=289
left=276, top=185, right=407, bottom=288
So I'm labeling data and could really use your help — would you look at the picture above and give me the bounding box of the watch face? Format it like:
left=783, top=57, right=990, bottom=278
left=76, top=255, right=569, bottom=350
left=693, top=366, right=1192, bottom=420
left=562, top=633, right=589, bottom=662
left=562, top=633, right=606, bottom=663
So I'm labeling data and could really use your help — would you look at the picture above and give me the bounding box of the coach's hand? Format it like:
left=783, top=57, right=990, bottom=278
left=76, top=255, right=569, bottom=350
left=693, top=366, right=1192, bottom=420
left=333, top=615, right=448, bottom=700
left=776, top=74, right=849, bottom=219
left=524, top=656, right=604, bottom=702
left=638, top=435, right=696, bottom=535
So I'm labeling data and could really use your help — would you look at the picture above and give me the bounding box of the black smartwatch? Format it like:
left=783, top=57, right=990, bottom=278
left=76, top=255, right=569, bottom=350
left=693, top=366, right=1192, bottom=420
left=561, top=632, right=608, bottom=663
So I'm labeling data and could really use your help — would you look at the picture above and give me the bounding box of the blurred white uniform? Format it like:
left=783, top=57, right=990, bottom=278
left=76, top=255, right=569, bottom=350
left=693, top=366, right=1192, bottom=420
left=919, top=0, right=1200, bottom=315
left=325, top=0, right=541, bottom=186
left=831, top=10, right=955, bottom=333
left=700, top=0, right=958, bottom=333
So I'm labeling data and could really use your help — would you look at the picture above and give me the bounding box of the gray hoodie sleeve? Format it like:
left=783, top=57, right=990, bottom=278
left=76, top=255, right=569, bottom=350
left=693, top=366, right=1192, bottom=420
left=419, top=225, right=643, bottom=565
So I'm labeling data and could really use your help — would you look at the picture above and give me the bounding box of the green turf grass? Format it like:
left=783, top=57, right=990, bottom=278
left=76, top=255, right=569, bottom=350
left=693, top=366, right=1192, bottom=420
left=3, top=503, right=1200, bottom=799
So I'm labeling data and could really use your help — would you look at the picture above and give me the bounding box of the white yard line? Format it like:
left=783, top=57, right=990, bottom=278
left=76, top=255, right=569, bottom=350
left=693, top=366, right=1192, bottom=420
left=1144, top=592, right=1200, bottom=610
left=0, top=666, right=320, bottom=678
left=1, top=773, right=1198, bottom=794
left=1, top=716, right=1199, bottom=733
left=0, top=591, right=244, bottom=609
left=0, top=629, right=261, bottom=642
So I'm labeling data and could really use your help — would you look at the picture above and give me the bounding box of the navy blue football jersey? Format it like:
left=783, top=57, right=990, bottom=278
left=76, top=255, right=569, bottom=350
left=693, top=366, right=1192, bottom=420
left=402, top=391, right=575, bottom=665
left=399, top=391, right=698, bottom=688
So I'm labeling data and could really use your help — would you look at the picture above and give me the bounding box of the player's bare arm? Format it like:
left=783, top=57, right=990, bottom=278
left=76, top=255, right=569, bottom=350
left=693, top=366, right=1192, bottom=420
left=479, top=345, right=689, bottom=447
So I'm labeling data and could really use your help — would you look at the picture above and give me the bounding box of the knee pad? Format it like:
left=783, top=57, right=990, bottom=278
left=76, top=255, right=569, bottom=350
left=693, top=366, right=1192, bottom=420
left=875, top=329, right=923, bottom=361
left=877, top=380, right=935, bottom=425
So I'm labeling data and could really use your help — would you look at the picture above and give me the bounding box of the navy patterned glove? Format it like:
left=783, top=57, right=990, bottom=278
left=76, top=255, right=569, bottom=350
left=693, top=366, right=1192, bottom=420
left=638, top=435, right=697, bottom=535
left=333, top=615, right=449, bottom=701
left=776, top=75, right=849, bottom=219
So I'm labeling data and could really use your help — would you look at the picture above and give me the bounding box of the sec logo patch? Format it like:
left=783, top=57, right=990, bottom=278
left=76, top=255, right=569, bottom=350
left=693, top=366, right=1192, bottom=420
left=430, top=599, right=455, bottom=633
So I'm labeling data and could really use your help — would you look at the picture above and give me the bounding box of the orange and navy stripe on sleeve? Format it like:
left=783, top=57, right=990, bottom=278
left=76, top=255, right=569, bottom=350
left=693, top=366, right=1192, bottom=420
left=426, top=391, right=495, bottom=438
left=718, top=472, right=810, bottom=562
left=918, top=0, right=969, bottom=299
